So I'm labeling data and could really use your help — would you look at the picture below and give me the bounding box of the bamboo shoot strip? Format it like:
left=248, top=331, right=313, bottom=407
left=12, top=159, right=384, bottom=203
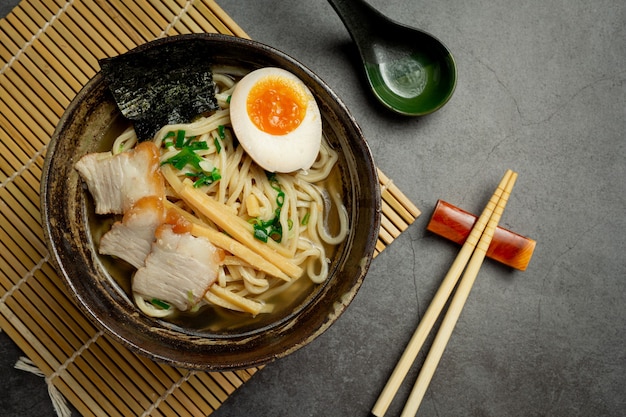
left=400, top=171, right=517, bottom=417
left=371, top=169, right=514, bottom=417
left=161, top=164, right=303, bottom=280
left=165, top=201, right=291, bottom=281
left=206, top=285, right=265, bottom=316
left=178, top=182, right=304, bottom=280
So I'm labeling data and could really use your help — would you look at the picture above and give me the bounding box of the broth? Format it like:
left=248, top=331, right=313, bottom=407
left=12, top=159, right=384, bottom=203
left=88, top=128, right=347, bottom=335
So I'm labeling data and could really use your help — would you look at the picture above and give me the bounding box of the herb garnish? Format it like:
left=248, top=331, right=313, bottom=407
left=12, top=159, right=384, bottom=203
left=150, top=298, right=170, bottom=310
left=187, top=167, right=222, bottom=187
left=250, top=173, right=293, bottom=243
left=161, top=129, right=221, bottom=188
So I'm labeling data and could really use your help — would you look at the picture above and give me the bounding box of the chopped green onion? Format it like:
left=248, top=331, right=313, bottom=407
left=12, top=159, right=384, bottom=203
left=218, top=125, right=226, bottom=139
left=150, top=298, right=170, bottom=310
left=162, top=146, right=203, bottom=170
left=253, top=226, right=269, bottom=243
left=163, top=131, right=176, bottom=148
left=266, top=172, right=281, bottom=191
left=214, top=136, right=222, bottom=154
left=189, top=167, right=222, bottom=188
left=188, top=141, right=209, bottom=150
left=276, top=191, right=285, bottom=208
left=301, top=212, right=310, bottom=225
left=187, top=291, right=200, bottom=312
left=249, top=174, right=294, bottom=243
left=175, top=129, right=186, bottom=148
left=251, top=210, right=284, bottom=243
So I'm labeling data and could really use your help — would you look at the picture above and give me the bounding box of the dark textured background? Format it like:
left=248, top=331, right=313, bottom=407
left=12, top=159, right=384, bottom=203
left=1, top=1, right=625, bottom=416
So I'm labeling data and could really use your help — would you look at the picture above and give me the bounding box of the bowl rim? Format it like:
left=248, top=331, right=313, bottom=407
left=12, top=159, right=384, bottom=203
left=41, top=33, right=382, bottom=370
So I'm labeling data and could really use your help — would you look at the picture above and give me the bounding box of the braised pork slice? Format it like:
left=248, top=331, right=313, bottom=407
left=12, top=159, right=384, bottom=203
left=75, top=141, right=165, bottom=214
left=132, top=224, right=223, bottom=311
left=99, top=196, right=166, bottom=269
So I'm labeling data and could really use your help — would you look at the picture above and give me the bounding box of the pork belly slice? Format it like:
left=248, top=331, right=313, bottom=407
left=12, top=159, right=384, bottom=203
left=99, top=196, right=166, bottom=269
left=132, top=224, right=224, bottom=312
left=75, top=141, right=165, bottom=215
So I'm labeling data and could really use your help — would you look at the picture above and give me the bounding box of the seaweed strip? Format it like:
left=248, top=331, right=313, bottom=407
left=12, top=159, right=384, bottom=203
left=99, top=40, right=219, bottom=141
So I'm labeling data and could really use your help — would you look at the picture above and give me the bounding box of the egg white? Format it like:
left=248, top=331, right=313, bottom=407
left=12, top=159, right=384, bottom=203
left=229, top=67, right=322, bottom=173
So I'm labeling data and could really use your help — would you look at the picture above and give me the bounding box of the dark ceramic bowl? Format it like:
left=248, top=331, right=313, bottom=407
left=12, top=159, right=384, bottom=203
left=41, top=34, right=381, bottom=371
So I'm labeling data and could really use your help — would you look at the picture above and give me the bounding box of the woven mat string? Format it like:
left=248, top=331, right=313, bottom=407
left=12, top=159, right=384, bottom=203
left=14, top=328, right=104, bottom=417
left=0, top=1, right=72, bottom=77
left=159, top=0, right=196, bottom=38
left=0, top=254, right=49, bottom=304
left=141, top=370, right=198, bottom=417
left=15, top=356, right=71, bottom=417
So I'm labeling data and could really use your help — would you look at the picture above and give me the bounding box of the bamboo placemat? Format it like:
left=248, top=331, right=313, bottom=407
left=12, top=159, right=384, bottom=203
left=0, top=1, right=420, bottom=416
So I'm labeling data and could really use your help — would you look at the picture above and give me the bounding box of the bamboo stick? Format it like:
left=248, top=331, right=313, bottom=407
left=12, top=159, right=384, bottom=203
left=378, top=167, right=421, bottom=220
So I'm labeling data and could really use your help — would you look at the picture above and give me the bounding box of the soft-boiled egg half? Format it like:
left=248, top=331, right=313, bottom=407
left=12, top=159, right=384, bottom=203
left=229, top=67, right=322, bottom=173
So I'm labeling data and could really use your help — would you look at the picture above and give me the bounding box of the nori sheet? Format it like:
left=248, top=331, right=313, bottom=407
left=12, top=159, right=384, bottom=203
left=99, top=41, right=219, bottom=141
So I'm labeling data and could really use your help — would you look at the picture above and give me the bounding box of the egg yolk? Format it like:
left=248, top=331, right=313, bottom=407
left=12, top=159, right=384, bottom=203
left=246, top=77, right=308, bottom=136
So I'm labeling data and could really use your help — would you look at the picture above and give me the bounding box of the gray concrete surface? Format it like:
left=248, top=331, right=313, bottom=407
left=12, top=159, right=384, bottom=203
left=1, top=0, right=625, bottom=416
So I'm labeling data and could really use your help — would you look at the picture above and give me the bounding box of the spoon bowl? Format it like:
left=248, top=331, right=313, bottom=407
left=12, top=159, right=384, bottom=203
left=328, top=0, right=456, bottom=116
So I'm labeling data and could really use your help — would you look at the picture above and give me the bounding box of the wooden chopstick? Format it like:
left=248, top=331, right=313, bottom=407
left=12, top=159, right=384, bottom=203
left=371, top=170, right=517, bottom=417
left=399, top=170, right=517, bottom=416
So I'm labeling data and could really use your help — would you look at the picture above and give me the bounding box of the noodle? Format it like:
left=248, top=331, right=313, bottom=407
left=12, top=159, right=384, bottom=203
left=107, top=67, right=349, bottom=319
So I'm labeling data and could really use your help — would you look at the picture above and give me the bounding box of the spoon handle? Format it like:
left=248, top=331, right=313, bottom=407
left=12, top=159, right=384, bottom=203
left=326, top=0, right=380, bottom=43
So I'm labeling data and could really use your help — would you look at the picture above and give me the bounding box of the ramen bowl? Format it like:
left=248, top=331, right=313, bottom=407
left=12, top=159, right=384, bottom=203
left=41, top=34, right=381, bottom=371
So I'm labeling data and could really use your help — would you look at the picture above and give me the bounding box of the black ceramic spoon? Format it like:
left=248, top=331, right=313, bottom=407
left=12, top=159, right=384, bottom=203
left=327, top=0, right=457, bottom=116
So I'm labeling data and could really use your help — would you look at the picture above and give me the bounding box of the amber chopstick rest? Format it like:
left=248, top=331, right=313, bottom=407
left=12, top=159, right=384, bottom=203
left=426, top=200, right=535, bottom=270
